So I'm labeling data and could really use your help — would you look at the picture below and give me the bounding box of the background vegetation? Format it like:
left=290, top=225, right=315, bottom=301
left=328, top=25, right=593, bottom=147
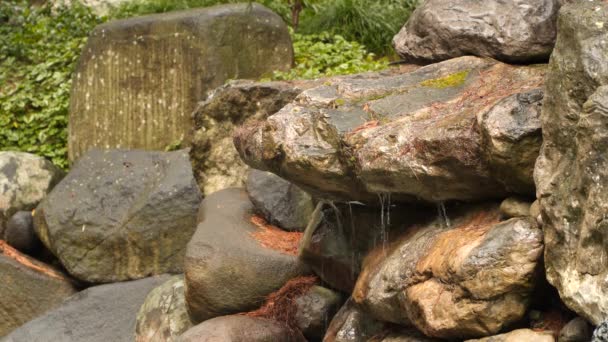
left=0, top=0, right=418, bottom=168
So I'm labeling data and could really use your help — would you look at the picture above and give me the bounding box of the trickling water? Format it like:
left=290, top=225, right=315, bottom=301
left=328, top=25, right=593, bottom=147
left=377, top=193, right=392, bottom=256
left=328, top=201, right=343, bottom=235
left=437, top=201, right=451, bottom=228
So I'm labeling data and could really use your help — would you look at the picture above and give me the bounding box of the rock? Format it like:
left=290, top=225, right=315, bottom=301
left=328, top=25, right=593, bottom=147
left=294, top=285, right=343, bottom=341
left=34, top=149, right=202, bottom=283
left=353, top=204, right=543, bottom=339
left=533, top=2, right=608, bottom=324
left=0, top=241, right=76, bottom=337
left=4, top=211, right=39, bottom=254
left=593, top=321, right=608, bottom=342
left=379, top=329, right=440, bottom=342
left=184, top=188, right=308, bottom=323
left=465, top=329, right=555, bottom=342
left=300, top=201, right=429, bottom=293
left=69, top=4, right=293, bottom=162
left=559, top=317, right=591, bottom=342
left=234, top=56, right=545, bottom=203
left=2, top=275, right=169, bottom=342
left=246, top=169, right=315, bottom=232
left=0, top=152, right=63, bottom=227
left=478, top=89, right=544, bottom=193
left=190, top=80, right=316, bottom=195
left=178, top=315, right=305, bottom=342
left=392, top=0, right=560, bottom=64
left=135, top=275, right=192, bottom=342
left=530, top=200, right=541, bottom=222
left=324, top=298, right=386, bottom=342
left=500, top=197, right=532, bottom=219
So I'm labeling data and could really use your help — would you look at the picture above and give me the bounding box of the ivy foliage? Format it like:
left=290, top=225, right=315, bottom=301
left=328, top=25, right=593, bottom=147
left=0, top=1, right=103, bottom=168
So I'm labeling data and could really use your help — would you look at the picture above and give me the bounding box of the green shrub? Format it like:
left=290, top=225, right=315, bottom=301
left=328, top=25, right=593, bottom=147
left=0, top=1, right=103, bottom=168
left=272, top=31, right=388, bottom=80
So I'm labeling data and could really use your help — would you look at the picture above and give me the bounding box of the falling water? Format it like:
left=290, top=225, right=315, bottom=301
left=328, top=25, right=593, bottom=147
left=377, top=193, right=392, bottom=256
left=437, top=201, right=451, bottom=228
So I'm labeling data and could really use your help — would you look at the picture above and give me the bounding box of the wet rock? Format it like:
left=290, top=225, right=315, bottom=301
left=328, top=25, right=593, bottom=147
left=0, top=152, right=63, bottom=228
left=559, top=317, right=591, bottom=342
left=534, top=2, right=608, bottom=324
left=235, top=56, right=545, bottom=203
left=294, top=285, right=343, bottom=340
left=465, top=329, right=555, bottom=342
left=0, top=241, right=76, bottom=337
left=246, top=169, right=315, bottom=232
left=69, top=4, right=293, bottom=161
left=393, top=0, right=560, bottom=64
left=34, top=149, right=202, bottom=283
left=500, top=197, right=532, bottom=219
left=190, top=80, right=316, bottom=195
left=478, top=89, right=544, bottom=194
left=184, top=188, right=308, bottom=323
left=593, top=321, right=608, bottom=342
left=4, top=211, right=39, bottom=254
left=353, top=204, right=543, bottom=339
left=2, top=275, right=169, bottom=342
left=178, top=315, right=305, bottom=342
left=135, top=275, right=192, bottom=342
left=324, top=298, right=386, bottom=342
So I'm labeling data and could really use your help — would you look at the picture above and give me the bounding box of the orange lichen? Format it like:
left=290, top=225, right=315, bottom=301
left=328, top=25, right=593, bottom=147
left=532, top=309, right=570, bottom=337
left=346, top=120, right=380, bottom=137
left=243, top=275, right=318, bottom=328
left=250, top=215, right=303, bottom=256
left=0, top=240, right=68, bottom=281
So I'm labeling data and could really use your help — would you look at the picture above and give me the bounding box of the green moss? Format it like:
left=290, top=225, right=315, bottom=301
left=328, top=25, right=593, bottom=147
left=420, top=70, right=469, bottom=89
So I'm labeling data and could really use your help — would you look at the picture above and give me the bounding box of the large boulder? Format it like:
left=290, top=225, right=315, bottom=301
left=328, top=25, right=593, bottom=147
left=135, top=275, right=192, bottom=342
left=353, top=204, right=543, bottom=339
left=184, top=188, right=308, bottom=323
left=69, top=3, right=293, bottom=161
left=190, top=80, right=315, bottom=195
left=234, top=56, right=545, bottom=203
left=34, top=149, right=202, bottom=283
left=0, top=152, right=63, bottom=228
left=2, top=275, right=169, bottom=342
left=0, top=241, right=76, bottom=337
left=178, top=315, right=305, bottom=342
left=534, top=2, right=608, bottom=324
left=246, top=169, right=315, bottom=232
left=392, top=0, right=560, bottom=64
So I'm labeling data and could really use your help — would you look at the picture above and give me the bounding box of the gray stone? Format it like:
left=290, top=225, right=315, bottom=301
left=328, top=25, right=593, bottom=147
left=246, top=169, right=315, bottom=232
left=184, top=188, right=308, bottom=323
left=69, top=4, right=293, bottom=161
left=559, top=317, right=591, bottom=342
left=534, top=2, right=608, bottom=324
left=34, top=149, right=202, bottom=283
left=234, top=57, right=546, bottom=203
left=294, top=285, right=343, bottom=340
left=393, top=0, right=560, bottom=64
left=323, top=299, right=386, bottom=342
left=593, top=320, right=608, bottom=342
left=135, top=275, right=192, bottom=342
left=465, top=329, right=555, bottom=342
left=0, top=152, right=63, bottom=228
left=2, top=275, right=169, bottom=342
left=190, top=80, right=315, bottom=195
left=0, top=241, right=76, bottom=338
left=353, top=204, right=543, bottom=339
left=4, top=211, right=39, bottom=254
left=500, top=197, right=532, bottom=219
left=178, top=315, right=305, bottom=342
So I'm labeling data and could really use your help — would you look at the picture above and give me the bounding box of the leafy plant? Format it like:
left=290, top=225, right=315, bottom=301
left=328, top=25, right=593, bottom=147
left=0, top=1, right=103, bottom=168
left=272, top=31, right=388, bottom=80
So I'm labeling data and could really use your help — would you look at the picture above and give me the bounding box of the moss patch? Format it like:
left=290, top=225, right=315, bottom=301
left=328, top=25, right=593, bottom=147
left=420, top=70, right=469, bottom=89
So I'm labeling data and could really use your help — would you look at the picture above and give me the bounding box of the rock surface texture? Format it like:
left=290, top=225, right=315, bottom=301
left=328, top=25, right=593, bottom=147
left=0, top=152, right=63, bottom=228
left=534, top=2, right=608, bottom=325
left=34, top=149, right=201, bottom=283
left=135, top=275, right=192, bottom=342
left=184, top=188, right=308, bottom=323
left=2, top=275, right=169, bottom=342
left=0, top=241, right=76, bottom=337
left=69, top=4, right=293, bottom=161
left=235, top=56, right=545, bottom=203
left=353, top=204, right=543, bottom=339
left=190, top=80, right=314, bottom=195
left=465, top=329, right=555, bottom=342
left=393, top=0, right=560, bottom=64
left=294, top=285, right=343, bottom=340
